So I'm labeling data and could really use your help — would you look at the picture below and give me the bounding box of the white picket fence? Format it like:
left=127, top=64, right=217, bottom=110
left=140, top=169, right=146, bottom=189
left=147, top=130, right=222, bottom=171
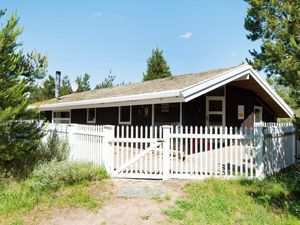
left=263, top=124, right=296, bottom=175
left=46, top=123, right=297, bottom=180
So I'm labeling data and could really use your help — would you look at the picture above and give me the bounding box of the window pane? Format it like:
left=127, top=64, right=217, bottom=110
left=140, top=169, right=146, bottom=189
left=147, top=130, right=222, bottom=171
left=61, top=112, right=70, bottom=118
left=120, top=106, right=130, bottom=122
left=54, top=111, right=70, bottom=118
left=209, top=100, right=223, bottom=112
left=88, top=109, right=95, bottom=122
left=209, top=115, right=223, bottom=126
left=255, top=108, right=262, bottom=122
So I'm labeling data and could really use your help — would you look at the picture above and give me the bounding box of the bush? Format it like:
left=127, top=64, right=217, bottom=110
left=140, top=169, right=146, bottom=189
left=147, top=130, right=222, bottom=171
left=30, top=161, right=109, bottom=191
left=0, top=132, right=69, bottom=179
left=36, top=132, right=69, bottom=162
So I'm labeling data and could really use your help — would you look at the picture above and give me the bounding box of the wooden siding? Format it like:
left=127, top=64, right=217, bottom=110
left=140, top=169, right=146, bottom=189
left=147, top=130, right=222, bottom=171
left=71, top=109, right=87, bottom=124
left=154, top=103, right=180, bottom=126
left=96, top=107, right=118, bottom=125
left=132, top=105, right=152, bottom=126
left=44, top=110, right=52, bottom=122
left=182, top=95, right=206, bottom=127
left=226, top=85, right=276, bottom=128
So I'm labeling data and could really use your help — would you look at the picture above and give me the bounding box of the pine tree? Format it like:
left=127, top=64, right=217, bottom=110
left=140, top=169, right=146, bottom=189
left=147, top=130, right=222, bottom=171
left=95, top=69, right=116, bottom=89
left=0, top=10, right=47, bottom=164
left=143, top=47, right=172, bottom=81
left=29, top=75, right=55, bottom=103
left=244, top=0, right=300, bottom=137
left=61, top=75, right=72, bottom=96
left=76, top=73, right=91, bottom=92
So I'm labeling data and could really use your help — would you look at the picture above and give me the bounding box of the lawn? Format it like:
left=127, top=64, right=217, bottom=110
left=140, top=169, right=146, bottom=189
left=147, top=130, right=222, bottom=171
left=165, top=166, right=300, bottom=225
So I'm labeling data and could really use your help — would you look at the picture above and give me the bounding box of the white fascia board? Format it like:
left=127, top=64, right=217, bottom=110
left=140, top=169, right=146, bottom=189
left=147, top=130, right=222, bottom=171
left=248, top=68, right=294, bottom=117
left=182, top=64, right=294, bottom=118
left=37, top=89, right=183, bottom=111
left=182, top=64, right=252, bottom=101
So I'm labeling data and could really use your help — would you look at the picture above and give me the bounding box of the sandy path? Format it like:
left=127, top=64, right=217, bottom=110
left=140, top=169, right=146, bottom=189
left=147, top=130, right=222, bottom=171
left=42, top=179, right=188, bottom=225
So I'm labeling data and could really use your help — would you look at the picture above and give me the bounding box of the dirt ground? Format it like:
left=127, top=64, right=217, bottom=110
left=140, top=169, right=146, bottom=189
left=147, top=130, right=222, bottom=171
left=41, top=179, right=188, bottom=225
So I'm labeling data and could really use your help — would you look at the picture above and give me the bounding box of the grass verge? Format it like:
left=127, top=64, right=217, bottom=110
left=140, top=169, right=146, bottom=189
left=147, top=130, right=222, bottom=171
left=0, top=161, right=109, bottom=225
left=165, top=166, right=300, bottom=225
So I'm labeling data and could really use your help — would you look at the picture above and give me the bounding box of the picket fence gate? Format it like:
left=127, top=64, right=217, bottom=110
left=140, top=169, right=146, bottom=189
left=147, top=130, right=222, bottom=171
left=46, top=123, right=296, bottom=180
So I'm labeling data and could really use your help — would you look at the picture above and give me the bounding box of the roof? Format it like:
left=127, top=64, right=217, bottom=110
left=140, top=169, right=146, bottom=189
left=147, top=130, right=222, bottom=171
left=32, top=64, right=294, bottom=118
left=33, top=66, right=233, bottom=106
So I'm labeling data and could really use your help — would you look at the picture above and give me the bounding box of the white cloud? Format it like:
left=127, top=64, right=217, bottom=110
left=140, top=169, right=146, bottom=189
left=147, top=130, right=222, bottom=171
left=114, top=14, right=124, bottom=21
left=179, top=32, right=192, bottom=39
left=91, top=12, right=102, bottom=17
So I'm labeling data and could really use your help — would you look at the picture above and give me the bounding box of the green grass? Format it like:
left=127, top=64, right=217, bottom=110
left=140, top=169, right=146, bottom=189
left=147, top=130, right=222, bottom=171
left=0, top=161, right=109, bottom=225
left=152, top=194, right=171, bottom=203
left=165, top=166, right=300, bottom=225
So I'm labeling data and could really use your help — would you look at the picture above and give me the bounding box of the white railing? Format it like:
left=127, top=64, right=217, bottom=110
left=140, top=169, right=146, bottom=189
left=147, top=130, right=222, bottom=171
left=46, top=123, right=297, bottom=180
left=46, top=123, right=114, bottom=170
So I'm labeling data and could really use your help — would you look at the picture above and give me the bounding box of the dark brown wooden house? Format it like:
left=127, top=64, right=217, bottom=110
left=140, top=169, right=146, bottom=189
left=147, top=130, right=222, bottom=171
left=33, top=64, right=293, bottom=128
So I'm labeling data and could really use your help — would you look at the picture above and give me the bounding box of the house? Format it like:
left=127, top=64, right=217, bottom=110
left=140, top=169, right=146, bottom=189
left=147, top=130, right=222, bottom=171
left=33, top=64, right=293, bottom=128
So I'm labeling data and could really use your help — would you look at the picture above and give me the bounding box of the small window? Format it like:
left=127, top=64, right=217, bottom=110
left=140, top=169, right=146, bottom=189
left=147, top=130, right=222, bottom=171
left=254, top=106, right=263, bottom=123
left=161, top=104, right=169, bottom=112
left=119, top=106, right=131, bottom=124
left=87, top=108, right=96, bottom=123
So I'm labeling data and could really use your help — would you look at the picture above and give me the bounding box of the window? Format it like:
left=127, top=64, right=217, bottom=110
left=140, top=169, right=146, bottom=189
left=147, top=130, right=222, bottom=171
left=119, top=106, right=131, bottom=124
left=254, top=106, right=263, bottom=123
left=52, top=111, right=70, bottom=124
left=87, top=108, right=96, bottom=123
left=161, top=104, right=169, bottom=112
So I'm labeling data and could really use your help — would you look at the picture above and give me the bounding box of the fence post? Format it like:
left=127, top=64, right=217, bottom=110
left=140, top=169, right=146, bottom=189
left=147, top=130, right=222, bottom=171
left=162, top=125, right=172, bottom=180
left=291, top=126, right=296, bottom=164
left=255, top=126, right=265, bottom=180
left=103, top=125, right=115, bottom=175
left=68, top=124, right=75, bottom=161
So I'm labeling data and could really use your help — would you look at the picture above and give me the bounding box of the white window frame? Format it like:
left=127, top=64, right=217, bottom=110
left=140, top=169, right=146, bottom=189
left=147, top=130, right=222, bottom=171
left=87, top=108, right=96, bottom=124
left=52, top=110, right=71, bottom=124
left=254, top=106, right=263, bottom=123
left=205, top=96, right=225, bottom=127
left=118, top=106, right=132, bottom=125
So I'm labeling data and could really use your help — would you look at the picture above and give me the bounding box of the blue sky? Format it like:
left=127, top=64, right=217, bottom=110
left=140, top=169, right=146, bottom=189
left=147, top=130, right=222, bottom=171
left=2, top=0, right=259, bottom=88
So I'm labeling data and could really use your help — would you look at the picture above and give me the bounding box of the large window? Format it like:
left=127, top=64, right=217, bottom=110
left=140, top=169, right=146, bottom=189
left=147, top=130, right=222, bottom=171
left=87, top=108, right=96, bottom=123
left=52, top=111, right=70, bottom=124
left=119, top=106, right=131, bottom=125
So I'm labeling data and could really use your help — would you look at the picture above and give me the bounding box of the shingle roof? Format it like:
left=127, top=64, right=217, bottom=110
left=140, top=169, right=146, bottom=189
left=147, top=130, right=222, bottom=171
left=33, top=66, right=239, bottom=106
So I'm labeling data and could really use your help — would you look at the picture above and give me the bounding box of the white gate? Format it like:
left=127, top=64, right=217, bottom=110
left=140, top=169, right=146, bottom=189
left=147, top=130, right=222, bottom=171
left=110, top=126, right=165, bottom=179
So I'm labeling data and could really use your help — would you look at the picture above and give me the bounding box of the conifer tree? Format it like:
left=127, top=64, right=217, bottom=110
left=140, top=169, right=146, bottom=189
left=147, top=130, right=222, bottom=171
left=29, top=75, right=55, bottom=103
left=143, top=47, right=172, bottom=81
left=244, top=0, right=300, bottom=136
left=95, top=69, right=116, bottom=89
left=0, top=10, right=47, bottom=164
left=76, top=73, right=91, bottom=92
left=61, top=75, right=72, bottom=96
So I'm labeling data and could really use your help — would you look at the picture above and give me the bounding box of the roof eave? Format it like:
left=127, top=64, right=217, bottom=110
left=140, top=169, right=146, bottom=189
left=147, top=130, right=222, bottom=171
left=34, top=89, right=184, bottom=111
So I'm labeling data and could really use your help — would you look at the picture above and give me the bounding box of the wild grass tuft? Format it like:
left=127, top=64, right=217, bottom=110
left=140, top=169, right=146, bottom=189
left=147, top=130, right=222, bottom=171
left=0, top=161, right=109, bottom=224
left=165, top=166, right=300, bottom=225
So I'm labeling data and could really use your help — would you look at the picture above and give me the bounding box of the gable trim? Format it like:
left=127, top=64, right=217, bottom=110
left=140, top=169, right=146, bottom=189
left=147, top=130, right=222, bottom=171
left=181, top=64, right=293, bottom=118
